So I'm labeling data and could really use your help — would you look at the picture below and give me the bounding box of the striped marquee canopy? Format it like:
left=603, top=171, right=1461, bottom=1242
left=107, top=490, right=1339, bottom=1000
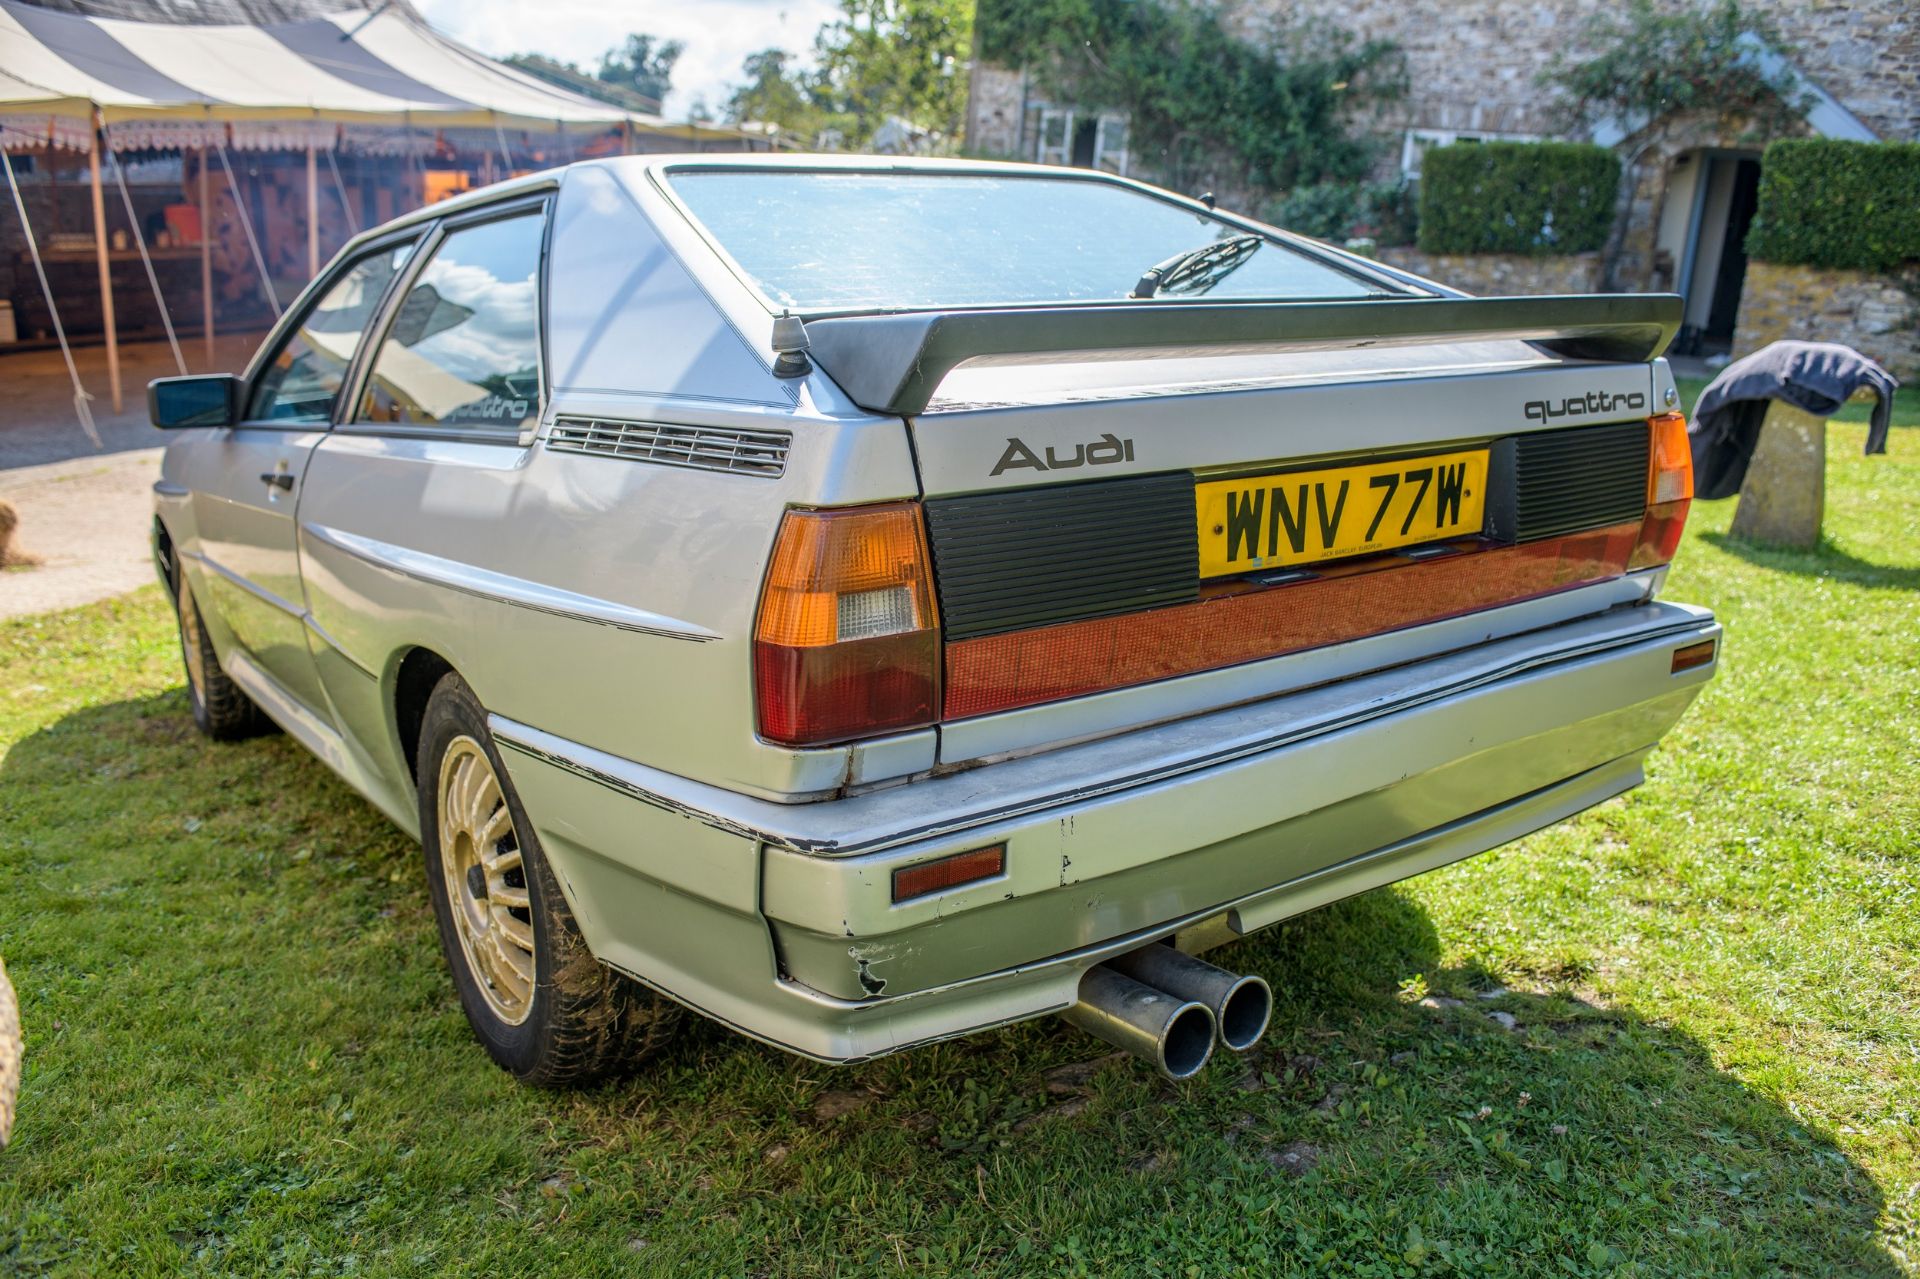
left=0, top=0, right=731, bottom=150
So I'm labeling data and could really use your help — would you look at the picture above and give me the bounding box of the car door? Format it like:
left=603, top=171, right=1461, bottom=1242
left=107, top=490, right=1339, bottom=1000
left=185, top=237, right=417, bottom=715
left=296, top=198, right=552, bottom=788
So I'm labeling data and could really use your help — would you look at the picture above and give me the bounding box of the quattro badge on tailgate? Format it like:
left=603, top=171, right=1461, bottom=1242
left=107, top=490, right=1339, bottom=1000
left=1195, top=449, right=1490, bottom=577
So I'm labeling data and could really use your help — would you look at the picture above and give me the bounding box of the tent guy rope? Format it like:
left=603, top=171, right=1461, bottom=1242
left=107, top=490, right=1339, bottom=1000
left=104, top=123, right=187, bottom=377
left=215, top=139, right=281, bottom=318
left=0, top=141, right=100, bottom=449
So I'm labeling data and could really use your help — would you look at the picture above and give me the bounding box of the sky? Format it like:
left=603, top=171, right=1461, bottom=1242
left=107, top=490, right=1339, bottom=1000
left=415, top=0, right=845, bottom=120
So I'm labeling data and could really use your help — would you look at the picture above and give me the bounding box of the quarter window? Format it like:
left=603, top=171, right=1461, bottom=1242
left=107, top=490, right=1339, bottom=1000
left=356, top=210, right=545, bottom=435
left=246, top=240, right=414, bottom=423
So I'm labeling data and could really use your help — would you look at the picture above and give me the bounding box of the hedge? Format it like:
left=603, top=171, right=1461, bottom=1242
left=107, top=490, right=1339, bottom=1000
left=1266, top=180, right=1418, bottom=247
left=1746, top=138, right=1920, bottom=273
left=1417, top=142, right=1619, bottom=256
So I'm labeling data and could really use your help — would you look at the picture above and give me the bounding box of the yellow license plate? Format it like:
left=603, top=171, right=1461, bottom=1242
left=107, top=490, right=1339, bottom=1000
left=1195, top=448, right=1489, bottom=578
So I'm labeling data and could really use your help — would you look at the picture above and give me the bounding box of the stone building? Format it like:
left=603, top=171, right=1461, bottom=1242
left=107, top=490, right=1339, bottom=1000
left=968, top=0, right=1918, bottom=362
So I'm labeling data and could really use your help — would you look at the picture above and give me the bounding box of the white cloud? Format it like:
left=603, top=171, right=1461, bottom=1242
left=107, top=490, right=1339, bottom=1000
left=415, top=0, right=844, bottom=120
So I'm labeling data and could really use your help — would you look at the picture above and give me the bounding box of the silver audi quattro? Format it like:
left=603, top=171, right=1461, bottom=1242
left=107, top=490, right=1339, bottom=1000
left=148, top=155, right=1719, bottom=1084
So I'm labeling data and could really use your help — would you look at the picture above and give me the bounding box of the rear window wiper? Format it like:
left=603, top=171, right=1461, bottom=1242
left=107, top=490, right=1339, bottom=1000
left=1129, top=234, right=1263, bottom=299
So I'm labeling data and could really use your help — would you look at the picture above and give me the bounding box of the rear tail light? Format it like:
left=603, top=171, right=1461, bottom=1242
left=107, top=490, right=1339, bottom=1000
left=1630, top=412, right=1693, bottom=569
left=753, top=503, right=939, bottom=747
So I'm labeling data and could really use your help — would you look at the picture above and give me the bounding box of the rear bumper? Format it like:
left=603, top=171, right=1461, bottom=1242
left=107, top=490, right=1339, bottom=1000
left=493, top=598, right=1718, bottom=1062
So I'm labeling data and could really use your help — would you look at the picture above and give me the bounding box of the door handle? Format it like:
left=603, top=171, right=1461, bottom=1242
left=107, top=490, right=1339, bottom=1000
left=259, top=471, right=295, bottom=492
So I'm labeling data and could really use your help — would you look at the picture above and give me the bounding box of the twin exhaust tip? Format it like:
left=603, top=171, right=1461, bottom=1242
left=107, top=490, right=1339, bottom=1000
left=1062, top=945, right=1274, bottom=1081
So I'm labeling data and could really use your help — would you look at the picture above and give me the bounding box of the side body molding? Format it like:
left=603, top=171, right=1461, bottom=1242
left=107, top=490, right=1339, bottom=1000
left=301, top=522, right=720, bottom=642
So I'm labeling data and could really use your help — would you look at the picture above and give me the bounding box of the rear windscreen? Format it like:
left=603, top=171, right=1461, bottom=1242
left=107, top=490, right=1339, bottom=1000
left=667, top=170, right=1390, bottom=312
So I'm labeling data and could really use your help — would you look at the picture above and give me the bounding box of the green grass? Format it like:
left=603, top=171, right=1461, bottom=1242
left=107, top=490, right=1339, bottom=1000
left=2, top=420, right=1917, bottom=1277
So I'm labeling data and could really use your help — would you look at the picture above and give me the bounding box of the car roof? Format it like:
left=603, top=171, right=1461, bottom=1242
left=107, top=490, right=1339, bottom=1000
left=342, top=153, right=1206, bottom=252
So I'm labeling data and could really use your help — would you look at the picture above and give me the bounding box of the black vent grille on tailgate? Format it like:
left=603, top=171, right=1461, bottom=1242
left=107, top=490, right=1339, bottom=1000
left=925, top=473, right=1199, bottom=642
left=1486, top=421, right=1650, bottom=543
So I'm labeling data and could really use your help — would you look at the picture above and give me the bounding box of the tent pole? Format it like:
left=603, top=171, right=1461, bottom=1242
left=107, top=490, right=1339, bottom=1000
left=88, top=113, right=121, bottom=413
left=306, top=137, right=319, bottom=279
left=198, top=145, right=213, bottom=366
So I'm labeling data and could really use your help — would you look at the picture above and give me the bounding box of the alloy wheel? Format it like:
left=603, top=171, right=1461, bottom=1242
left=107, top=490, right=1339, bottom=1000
left=437, top=736, right=536, bottom=1024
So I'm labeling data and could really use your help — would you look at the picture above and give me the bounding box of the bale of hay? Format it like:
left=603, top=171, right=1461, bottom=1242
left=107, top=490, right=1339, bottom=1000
left=0, top=955, right=17, bottom=1150
left=0, top=499, right=39, bottom=569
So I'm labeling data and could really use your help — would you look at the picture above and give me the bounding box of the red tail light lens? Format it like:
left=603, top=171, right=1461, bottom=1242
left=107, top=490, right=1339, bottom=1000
left=754, top=504, right=940, bottom=747
left=1630, top=412, right=1693, bottom=569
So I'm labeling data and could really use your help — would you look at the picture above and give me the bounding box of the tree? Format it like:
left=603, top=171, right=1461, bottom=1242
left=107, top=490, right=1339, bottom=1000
left=1540, top=0, right=1809, bottom=138
left=594, top=34, right=685, bottom=109
left=722, top=0, right=973, bottom=150
left=726, top=50, right=832, bottom=141
left=813, top=0, right=973, bottom=143
left=504, top=33, right=683, bottom=113
left=976, top=0, right=1402, bottom=194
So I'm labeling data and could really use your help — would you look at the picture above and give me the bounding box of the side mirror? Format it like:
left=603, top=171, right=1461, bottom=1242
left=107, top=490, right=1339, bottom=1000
left=148, top=374, right=243, bottom=430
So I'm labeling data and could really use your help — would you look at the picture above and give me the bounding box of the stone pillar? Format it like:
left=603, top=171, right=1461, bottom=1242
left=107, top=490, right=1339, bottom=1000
left=1730, top=401, right=1827, bottom=548
left=0, top=954, right=17, bottom=1150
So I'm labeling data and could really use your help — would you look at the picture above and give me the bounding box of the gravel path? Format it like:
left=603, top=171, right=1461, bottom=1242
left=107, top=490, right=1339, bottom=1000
left=0, top=334, right=262, bottom=620
left=0, top=448, right=164, bottom=619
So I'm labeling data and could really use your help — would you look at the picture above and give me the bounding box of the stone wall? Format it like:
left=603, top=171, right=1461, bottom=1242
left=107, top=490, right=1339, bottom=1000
left=976, top=2, right=1920, bottom=155
left=1731, top=260, right=1920, bottom=378
left=966, top=64, right=1030, bottom=160
left=1376, top=247, right=1603, bottom=296
left=1222, top=0, right=1918, bottom=146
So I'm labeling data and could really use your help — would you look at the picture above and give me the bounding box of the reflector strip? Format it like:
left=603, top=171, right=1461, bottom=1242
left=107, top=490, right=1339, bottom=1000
left=1671, top=639, right=1717, bottom=673
left=943, top=523, right=1640, bottom=720
left=892, top=844, right=1006, bottom=902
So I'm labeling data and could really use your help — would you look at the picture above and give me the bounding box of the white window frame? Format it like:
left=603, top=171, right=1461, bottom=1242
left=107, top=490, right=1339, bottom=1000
left=1092, top=113, right=1130, bottom=176
left=1401, top=128, right=1543, bottom=180
left=1035, top=107, right=1075, bottom=166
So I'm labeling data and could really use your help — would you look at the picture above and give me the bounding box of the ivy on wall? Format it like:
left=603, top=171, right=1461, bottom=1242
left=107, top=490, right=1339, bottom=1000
left=976, top=0, right=1403, bottom=194
left=1539, top=0, right=1810, bottom=140
left=1747, top=139, right=1920, bottom=273
left=1417, top=143, right=1620, bottom=257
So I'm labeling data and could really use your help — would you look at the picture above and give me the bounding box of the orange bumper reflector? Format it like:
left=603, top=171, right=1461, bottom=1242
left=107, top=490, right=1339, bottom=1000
left=892, top=844, right=1006, bottom=902
left=1671, top=639, right=1717, bottom=673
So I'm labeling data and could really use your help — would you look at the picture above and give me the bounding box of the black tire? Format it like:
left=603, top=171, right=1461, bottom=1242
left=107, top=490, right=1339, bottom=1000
left=173, top=571, right=275, bottom=741
left=417, top=673, right=678, bottom=1085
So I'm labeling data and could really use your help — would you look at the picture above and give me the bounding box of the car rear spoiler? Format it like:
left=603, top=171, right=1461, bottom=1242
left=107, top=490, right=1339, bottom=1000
left=802, top=293, right=1683, bottom=417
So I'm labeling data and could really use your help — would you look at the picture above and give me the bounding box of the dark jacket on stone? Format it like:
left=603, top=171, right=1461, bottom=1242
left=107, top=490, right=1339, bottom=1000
left=1688, top=341, right=1898, bottom=500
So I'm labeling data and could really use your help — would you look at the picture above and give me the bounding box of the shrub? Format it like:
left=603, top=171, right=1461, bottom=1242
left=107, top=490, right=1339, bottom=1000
left=1267, top=180, right=1418, bottom=246
left=1417, top=142, right=1619, bottom=256
left=1746, top=138, right=1920, bottom=273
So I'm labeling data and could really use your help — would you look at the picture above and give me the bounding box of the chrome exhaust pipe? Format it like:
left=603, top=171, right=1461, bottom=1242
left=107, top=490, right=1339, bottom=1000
left=1108, top=945, right=1273, bottom=1053
left=1063, top=965, right=1217, bottom=1081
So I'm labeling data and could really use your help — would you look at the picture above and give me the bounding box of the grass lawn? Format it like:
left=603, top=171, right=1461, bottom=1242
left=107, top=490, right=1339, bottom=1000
left=2, top=413, right=1917, bottom=1277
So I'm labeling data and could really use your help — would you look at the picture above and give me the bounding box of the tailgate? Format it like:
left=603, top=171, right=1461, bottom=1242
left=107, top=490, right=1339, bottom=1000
left=802, top=296, right=1686, bottom=765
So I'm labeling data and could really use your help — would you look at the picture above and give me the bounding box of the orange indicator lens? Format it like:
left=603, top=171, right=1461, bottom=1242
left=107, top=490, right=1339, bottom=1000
left=892, top=844, right=1006, bottom=902
left=1671, top=639, right=1716, bottom=673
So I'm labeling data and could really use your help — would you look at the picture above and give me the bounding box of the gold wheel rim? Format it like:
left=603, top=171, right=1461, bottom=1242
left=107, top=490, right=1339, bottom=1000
left=177, top=577, right=208, bottom=700
left=437, top=736, right=536, bottom=1025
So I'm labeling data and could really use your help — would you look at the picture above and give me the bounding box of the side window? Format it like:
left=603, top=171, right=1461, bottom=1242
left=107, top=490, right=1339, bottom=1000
left=356, top=210, right=545, bottom=436
left=247, top=240, right=415, bottom=422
